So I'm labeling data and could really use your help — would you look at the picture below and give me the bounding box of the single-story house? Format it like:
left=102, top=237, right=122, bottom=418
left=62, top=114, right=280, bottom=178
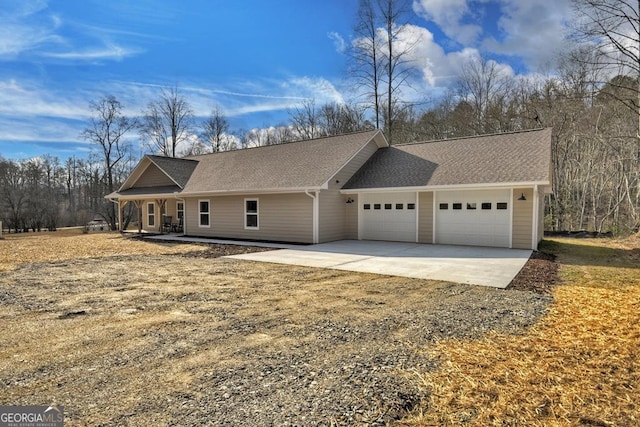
left=107, top=128, right=552, bottom=250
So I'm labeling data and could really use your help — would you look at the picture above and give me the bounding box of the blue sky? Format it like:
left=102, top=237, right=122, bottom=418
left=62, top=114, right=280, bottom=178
left=0, top=0, right=573, bottom=160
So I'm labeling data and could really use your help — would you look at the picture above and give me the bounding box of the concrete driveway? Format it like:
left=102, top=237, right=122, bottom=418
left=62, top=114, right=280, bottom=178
left=228, top=240, right=532, bottom=288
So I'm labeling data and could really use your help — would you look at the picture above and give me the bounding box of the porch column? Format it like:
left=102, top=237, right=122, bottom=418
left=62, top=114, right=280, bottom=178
left=133, top=200, right=143, bottom=234
left=155, top=199, right=167, bottom=233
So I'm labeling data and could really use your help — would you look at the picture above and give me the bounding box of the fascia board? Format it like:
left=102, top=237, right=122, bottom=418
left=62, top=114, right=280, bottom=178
left=340, top=181, right=551, bottom=194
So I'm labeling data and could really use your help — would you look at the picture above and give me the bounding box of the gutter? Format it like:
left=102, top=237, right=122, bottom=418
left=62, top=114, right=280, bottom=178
left=340, top=181, right=551, bottom=194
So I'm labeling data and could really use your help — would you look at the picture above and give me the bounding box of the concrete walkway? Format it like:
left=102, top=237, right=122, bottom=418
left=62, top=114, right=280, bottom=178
left=228, top=240, right=532, bottom=288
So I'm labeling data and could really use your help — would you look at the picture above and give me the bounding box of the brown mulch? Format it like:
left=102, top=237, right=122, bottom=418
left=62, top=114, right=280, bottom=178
left=507, top=251, right=559, bottom=294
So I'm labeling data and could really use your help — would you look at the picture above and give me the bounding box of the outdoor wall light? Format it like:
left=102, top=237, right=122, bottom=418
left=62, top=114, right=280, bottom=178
left=518, top=193, right=527, bottom=201
left=346, top=198, right=355, bottom=204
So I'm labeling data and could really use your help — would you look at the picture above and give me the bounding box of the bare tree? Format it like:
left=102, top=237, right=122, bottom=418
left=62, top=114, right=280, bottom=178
left=139, top=86, right=194, bottom=157
left=201, top=106, right=235, bottom=152
left=351, top=0, right=416, bottom=144
left=379, top=0, right=415, bottom=143
left=456, top=55, right=515, bottom=134
left=319, top=102, right=370, bottom=135
left=352, top=0, right=383, bottom=130
left=82, top=95, right=137, bottom=230
left=289, top=99, right=323, bottom=140
left=571, top=0, right=640, bottom=135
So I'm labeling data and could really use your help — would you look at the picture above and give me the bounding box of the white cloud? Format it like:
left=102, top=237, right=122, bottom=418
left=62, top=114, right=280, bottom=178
left=413, top=0, right=573, bottom=71
left=0, top=117, right=86, bottom=144
left=482, top=0, right=572, bottom=69
left=0, top=0, right=63, bottom=57
left=41, top=45, right=144, bottom=61
left=0, top=79, right=89, bottom=120
left=412, top=0, right=484, bottom=45
left=0, top=0, right=144, bottom=63
left=286, top=76, right=345, bottom=105
left=327, top=31, right=346, bottom=53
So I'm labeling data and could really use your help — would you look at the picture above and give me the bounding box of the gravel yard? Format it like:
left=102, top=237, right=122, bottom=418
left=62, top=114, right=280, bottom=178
left=0, top=231, right=553, bottom=426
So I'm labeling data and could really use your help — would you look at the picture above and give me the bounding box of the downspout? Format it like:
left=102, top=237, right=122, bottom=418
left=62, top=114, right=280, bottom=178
left=509, top=188, right=514, bottom=248
left=304, top=189, right=319, bottom=244
left=532, top=185, right=539, bottom=250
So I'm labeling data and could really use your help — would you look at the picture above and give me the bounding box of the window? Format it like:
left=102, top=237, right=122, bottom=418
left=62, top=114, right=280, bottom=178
left=245, top=199, right=259, bottom=229
left=396, top=203, right=403, bottom=210
left=497, top=202, right=508, bottom=210
left=176, top=202, right=184, bottom=220
left=147, top=202, right=155, bottom=227
left=374, top=204, right=381, bottom=210
left=384, top=203, right=392, bottom=210
left=481, top=202, right=492, bottom=210
left=439, top=203, right=448, bottom=210
left=407, top=203, right=416, bottom=210
left=452, top=203, right=462, bottom=210
left=199, top=200, right=210, bottom=227
left=364, top=204, right=371, bottom=210
left=467, top=202, right=477, bottom=210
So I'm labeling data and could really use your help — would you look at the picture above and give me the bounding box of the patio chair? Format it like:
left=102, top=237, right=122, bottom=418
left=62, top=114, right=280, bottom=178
left=162, top=215, right=173, bottom=233
left=174, top=217, right=184, bottom=233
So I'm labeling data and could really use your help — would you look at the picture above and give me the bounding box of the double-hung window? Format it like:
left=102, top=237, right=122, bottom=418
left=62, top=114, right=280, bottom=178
left=176, top=202, right=184, bottom=221
left=199, top=200, right=210, bottom=227
left=147, top=202, right=155, bottom=227
left=245, top=199, right=259, bottom=229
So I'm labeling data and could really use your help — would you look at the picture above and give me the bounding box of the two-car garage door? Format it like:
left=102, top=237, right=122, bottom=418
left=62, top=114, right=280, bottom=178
left=359, top=189, right=511, bottom=247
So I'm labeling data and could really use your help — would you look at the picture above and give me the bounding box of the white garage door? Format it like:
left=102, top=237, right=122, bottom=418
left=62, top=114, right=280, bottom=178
left=435, top=189, right=510, bottom=247
left=360, top=192, right=416, bottom=242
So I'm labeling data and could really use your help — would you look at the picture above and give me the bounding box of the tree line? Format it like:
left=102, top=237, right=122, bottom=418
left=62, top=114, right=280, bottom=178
left=1, top=0, right=638, bottom=235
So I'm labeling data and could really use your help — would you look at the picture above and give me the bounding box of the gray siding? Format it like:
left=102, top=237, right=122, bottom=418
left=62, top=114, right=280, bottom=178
left=512, top=188, right=534, bottom=249
left=319, top=140, right=380, bottom=243
left=418, top=191, right=433, bottom=244
left=185, top=193, right=313, bottom=243
left=135, top=164, right=175, bottom=187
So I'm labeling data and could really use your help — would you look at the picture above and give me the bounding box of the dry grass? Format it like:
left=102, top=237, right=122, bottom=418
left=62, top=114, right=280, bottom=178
left=4, top=231, right=542, bottom=425
left=400, top=237, right=640, bottom=426
left=0, top=229, right=206, bottom=272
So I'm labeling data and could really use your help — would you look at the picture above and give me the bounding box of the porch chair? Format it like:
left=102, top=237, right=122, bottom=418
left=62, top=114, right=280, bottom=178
left=162, top=215, right=173, bottom=233
left=173, top=217, right=184, bottom=233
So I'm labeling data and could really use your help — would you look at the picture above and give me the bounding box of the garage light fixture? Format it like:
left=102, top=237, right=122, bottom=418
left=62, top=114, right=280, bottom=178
left=518, top=193, right=527, bottom=201
left=346, top=198, right=355, bottom=204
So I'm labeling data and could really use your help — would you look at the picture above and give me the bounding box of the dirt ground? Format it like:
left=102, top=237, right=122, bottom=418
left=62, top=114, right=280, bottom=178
left=0, top=230, right=552, bottom=426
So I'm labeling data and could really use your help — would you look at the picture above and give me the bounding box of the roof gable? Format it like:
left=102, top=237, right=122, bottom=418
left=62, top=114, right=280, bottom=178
left=344, top=128, right=552, bottom=189
left=119, top=155, right=198, bottom=192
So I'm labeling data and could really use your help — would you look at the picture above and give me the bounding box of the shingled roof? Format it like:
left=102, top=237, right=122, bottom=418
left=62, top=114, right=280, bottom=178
left=343, top=128, right=552, bottom=189
left=146, top=155, right=199, bottom=188
left=181, top=130, right=384, bottom=194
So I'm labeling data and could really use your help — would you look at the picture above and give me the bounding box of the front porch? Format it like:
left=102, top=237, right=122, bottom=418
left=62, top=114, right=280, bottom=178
left=116, top=197, right=184, bottom=235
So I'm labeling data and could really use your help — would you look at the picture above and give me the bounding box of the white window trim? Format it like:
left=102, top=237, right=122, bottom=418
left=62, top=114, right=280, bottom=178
left=244, top=198, right=259, bottom=230
left=176, top=201, right=184, bottom=220
left=147, top=202, right=155, bottom=227
left=198, top=199, right=210, bottom=228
